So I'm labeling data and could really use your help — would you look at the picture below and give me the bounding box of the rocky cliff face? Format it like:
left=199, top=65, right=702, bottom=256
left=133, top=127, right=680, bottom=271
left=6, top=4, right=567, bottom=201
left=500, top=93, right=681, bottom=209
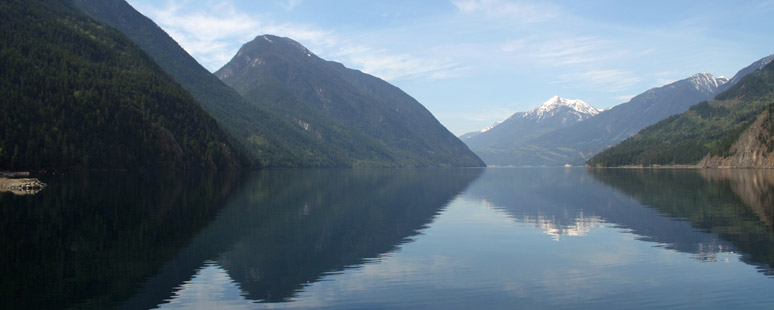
left=700, top=108, right=774, bottom=168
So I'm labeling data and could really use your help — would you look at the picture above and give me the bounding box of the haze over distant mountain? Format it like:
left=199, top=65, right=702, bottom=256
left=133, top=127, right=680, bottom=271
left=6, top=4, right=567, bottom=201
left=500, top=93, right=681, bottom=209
left=589, top=58, right=774, bottom=168
left=0, top=0, right=248, bottom=170
left=72, top=0, right=346, bottom=167
left=498, top=72, right=737, bottom=166
left=216, top=35, right=484, bottom=167
left=461, top=96, right=600, bottom=166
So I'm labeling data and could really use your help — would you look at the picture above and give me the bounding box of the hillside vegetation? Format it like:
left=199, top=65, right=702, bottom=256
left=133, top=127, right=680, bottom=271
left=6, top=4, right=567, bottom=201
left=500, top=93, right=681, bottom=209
left=588, top=61, right=774, bottom=167
left=72, top=0, right=348, bottom=167
left=0, top=0, right=250, bottom=170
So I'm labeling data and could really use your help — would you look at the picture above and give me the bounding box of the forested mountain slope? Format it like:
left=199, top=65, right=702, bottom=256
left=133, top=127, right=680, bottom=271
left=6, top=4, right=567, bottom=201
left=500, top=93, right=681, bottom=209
left=588, top=60, right=774, bottom=167
left=72, top=0, right=344, bottom=167
left=508, top=73, right=729, bottom=166
left=0, top=0, right=249, bottom=170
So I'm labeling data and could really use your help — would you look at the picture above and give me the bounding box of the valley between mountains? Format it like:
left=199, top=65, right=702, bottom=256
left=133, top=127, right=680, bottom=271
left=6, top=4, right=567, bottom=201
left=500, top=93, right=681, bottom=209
left=1, top=0, right=772, bottom=170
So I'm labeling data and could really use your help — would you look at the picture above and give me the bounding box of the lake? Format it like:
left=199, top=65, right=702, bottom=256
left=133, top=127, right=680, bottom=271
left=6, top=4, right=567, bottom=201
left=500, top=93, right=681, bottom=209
left=2, top=168, right=774, bottom=309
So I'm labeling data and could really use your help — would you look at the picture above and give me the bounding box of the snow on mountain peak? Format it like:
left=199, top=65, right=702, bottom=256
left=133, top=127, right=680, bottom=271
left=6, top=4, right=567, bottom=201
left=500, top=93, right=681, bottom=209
left=480, top=121, right=501, bottom=133
left=525, top=96, right=600, bottom=121
left=688, top=72, right=727, bottom=93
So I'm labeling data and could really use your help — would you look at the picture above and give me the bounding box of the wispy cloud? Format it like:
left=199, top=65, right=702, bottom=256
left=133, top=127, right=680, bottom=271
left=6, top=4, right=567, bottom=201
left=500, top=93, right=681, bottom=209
left=131, top=0, right=463, bottom=80
left=558, top=69, right=642, bottom=93
left=498, top=34, right=641, bottom=92
left=452, top=0, right=561, bottom=22
left=277, top=0, right=303, bottom=11
left=139, top=1, right=262, bottom=69
left=499, top=35, right=627, bottom=68
left=334, top=45, right=460, bottom=80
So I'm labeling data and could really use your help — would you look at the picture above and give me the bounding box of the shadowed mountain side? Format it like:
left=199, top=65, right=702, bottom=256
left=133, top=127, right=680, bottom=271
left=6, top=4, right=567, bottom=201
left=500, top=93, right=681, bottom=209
left=72, top=0, right=341, bottom=167
left=0, top=172, right=247, bottom=310
left=118, top=169, right=482, bottom=308
left=0, top=0, right=249, bottom=170
left=217, top=35, right=484, bottom=167
left=589, top=169, right=774, bottom=275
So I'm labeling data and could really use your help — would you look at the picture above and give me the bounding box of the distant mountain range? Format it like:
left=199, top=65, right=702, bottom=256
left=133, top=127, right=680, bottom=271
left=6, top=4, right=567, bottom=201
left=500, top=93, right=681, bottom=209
left=463, top=55, right=772, bottom=167
left=589, top=58, right=774, bottom=168
left=461, top=96, right=600, bottom=166
left=216, top=35, right=484, bottom=167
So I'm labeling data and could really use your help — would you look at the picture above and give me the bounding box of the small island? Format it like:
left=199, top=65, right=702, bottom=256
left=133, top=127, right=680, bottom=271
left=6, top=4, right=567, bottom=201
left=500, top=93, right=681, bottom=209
left=0, top=172, right=46, bottom=195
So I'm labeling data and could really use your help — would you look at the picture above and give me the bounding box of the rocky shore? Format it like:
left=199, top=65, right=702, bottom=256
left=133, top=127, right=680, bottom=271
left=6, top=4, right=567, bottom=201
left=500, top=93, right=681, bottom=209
left=0, top=172, right=46, bottom=195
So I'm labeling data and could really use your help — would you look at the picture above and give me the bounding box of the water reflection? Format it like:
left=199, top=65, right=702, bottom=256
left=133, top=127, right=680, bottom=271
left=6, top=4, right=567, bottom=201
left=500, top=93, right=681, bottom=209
left=590, top=168, right=774, bottom=275
left=699, top=169, right=774, bottom=230
left=0, top=171, right=246, bottom=310
left=6, top=167, right=774, bottom=308
left=0, top=169, right=481, bottom=309
left=467, top=168, right=774, bottom=274
left=121, top=169, right=482, bottom=308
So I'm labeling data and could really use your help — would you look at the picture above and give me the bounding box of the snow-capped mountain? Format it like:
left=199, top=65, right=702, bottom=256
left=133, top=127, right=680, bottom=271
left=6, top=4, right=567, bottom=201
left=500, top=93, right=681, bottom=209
left=461, top=96, right=600, bottom=164
left=500, top=68, right=761, bottom=167
left=480, top=121, right=501, bottom=133
left=688, top=73, right=728, bottom=94
left=459, top=120, right=503, bottom=141
left=520, top=96, right=600, bottom=123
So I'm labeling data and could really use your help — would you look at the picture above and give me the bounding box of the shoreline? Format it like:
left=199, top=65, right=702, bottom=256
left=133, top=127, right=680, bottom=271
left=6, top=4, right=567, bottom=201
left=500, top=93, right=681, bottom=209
left=586, top=165, right=774, bottom=169
left=0, top=171, right=47, bottom=195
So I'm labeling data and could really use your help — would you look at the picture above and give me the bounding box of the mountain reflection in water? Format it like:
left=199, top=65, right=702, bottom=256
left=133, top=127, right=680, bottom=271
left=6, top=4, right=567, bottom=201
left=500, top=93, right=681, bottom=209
left=467, top=168, right=774, bottom=275
left=590, top=168, right=774, bottom=274
left=4, top=168, right=774, bottom=309
left=124, top=169, right=482, bottom=308
left=0, top=171, right=247, bottom=309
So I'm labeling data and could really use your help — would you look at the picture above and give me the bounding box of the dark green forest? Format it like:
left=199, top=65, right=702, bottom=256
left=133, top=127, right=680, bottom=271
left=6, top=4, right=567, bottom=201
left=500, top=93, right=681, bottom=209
left=0, top=0, right=251, bottom=170
left=71, top=0, right=349, bottom=167
left=587, top=61, right=774, bottom=167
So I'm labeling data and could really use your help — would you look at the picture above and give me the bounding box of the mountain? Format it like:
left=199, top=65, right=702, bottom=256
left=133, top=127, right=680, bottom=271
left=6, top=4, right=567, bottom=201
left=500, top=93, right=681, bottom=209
left=71, top=0, right=348, bottom=167
left=588, top=59, right=774, bottom=168
left=501, top=73, right=734, bottom=166
left=0, top=0, right=249, bottom=170
left=459, top=121, right=500, bottom=141
left=461, top=96, right=600, bottom=166
left=718, top=54, right=774, bottom=92
left=216, top=35, right=484, bottom=167
left=699, top=105, right=774, bottom=168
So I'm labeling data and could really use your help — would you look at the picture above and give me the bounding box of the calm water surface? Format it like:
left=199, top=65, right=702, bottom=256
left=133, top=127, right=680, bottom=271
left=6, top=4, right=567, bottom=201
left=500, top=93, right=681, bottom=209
left=2, top=168, right=774, bottom=309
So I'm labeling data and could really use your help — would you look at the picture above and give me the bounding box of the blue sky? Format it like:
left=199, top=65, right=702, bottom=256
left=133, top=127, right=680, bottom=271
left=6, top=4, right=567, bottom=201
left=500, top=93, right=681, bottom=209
left=127, top=0, right=774, bottom=135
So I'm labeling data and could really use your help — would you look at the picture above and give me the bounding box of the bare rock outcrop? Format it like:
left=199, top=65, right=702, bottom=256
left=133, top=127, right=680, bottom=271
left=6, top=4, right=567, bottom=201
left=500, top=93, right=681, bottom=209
left=700, top=108, right=774, bottom=168
left=0, top=172, right=46, bottom=195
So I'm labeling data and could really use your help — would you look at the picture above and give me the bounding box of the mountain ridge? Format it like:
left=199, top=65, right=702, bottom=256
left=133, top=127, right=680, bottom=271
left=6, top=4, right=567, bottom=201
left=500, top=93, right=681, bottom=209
left=216, top=34, right=484, bottom=167
left=588, top=58, right=774, bottom=168
left=498, top=70, right=741, bottom=166
left=0, top=0, right=249, bottom=170
left=71, top=0, right=351, bottom=167
left=461, top=96, right=600, bottom=166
